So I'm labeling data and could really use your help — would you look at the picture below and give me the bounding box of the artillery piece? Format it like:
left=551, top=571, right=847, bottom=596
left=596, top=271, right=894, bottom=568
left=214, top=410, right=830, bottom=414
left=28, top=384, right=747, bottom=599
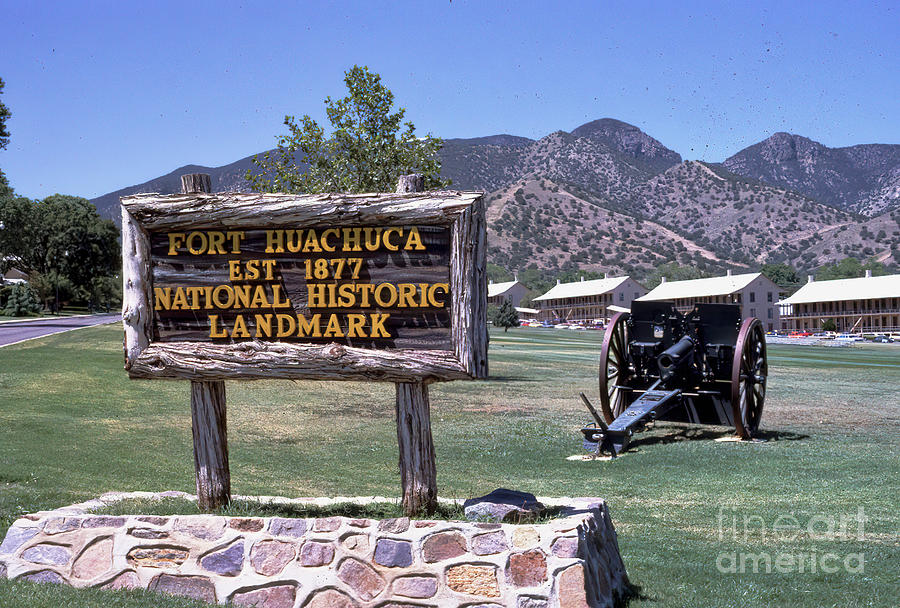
left=580, top=300, right=767, bottom=456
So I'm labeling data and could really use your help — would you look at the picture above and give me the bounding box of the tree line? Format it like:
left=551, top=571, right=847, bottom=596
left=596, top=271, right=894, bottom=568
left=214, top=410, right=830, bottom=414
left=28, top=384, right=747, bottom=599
left=0, top=77, right=120, bottom=315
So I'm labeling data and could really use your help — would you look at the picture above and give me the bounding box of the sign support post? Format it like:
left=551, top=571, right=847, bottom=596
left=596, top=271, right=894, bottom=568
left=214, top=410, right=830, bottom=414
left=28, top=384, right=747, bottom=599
left=394, top=174, right=437, bottom=514
left=182, top=173, right=231, bottom=511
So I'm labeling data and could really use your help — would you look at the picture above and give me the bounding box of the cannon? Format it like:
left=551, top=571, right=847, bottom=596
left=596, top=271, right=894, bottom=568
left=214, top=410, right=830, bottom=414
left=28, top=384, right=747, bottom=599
left=580, top=300, right=767, bottom=456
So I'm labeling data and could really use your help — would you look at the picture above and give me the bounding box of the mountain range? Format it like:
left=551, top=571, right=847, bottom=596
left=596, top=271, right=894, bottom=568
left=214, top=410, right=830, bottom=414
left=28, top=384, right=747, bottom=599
left=90, top=119, right=900, bottom=277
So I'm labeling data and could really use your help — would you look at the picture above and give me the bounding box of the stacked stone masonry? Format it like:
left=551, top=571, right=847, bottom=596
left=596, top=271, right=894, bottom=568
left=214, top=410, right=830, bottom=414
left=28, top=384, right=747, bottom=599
left=0, top=491, right=628, bottom=608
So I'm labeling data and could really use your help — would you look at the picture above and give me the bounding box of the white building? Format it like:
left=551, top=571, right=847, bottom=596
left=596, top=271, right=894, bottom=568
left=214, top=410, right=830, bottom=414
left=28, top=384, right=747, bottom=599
left=487, top=279, right=529, bottom=309
left=637, top=271, right=782, bottom=330
left=777, top=271, right=900, bottom=333
left=533, top=276, right=648, bottom=323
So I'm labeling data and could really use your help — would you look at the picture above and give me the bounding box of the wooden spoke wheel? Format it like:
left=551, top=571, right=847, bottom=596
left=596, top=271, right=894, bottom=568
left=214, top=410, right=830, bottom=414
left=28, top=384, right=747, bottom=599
left=731, top=317, right=767, bottom=438
left=599, top=312, right=631, bottom=424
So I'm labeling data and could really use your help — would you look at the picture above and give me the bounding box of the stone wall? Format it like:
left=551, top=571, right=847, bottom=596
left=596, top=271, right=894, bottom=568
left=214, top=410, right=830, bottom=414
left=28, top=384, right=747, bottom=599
left=0, top=491, right=628, bottom=608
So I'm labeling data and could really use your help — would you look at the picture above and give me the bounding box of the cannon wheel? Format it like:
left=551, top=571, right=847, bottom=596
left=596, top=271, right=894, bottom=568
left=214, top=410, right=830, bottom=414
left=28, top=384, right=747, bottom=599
left=599, top=312, right=631, bottom=424
left=731, top=317, right=767, bottom=438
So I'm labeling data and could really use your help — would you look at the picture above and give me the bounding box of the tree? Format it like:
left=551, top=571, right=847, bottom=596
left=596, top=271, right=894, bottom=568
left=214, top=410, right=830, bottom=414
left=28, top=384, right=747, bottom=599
left=247, top=65, right=448, bottom=194
left=821, top=318, right=837, bottom=332
left=494, top=300, right=520, bottom=332
left=0, top=77, right=10, bottom=152
left=816, top=257, right=888, bottom=281
left=2, top=283, right=40, bottom=317
left=760, top=263, right=800, bottom=291
left=0, top=195, right=119, bottom=310
left=1, top=77, right=13, bottom=200
left=643, top=262, right=709, bottom=290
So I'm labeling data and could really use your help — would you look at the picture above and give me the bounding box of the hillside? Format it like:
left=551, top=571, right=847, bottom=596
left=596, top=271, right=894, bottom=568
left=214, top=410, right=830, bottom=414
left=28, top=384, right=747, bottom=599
left=722, top=133, right=900, bottom=216
left=89, top=118, right=899, bottom=276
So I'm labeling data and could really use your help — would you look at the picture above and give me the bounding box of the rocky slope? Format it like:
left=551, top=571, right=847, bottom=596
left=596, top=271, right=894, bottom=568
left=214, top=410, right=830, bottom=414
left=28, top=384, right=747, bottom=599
left=722, top=132, right=900, bottom=216
left=90, top=119, right=900, bottom=275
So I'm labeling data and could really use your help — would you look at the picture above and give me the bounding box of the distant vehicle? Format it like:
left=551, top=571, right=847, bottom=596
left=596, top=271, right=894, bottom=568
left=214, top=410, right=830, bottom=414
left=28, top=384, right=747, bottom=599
left=834, top=333, right=865, bottom=342
left=872, top=335, right=895, bottom=343
left=788, top=331, right=813, bottom=338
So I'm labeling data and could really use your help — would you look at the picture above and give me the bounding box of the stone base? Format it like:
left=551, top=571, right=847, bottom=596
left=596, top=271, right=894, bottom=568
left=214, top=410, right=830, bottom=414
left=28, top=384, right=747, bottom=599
left=0, top=491, right=629, bottom=608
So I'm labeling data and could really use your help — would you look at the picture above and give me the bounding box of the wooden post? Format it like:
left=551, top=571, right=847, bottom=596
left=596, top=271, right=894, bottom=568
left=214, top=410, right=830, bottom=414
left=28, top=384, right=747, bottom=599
left=395, top=174, right=438, bottom=515
left=182, top=173, right=231, bottom=511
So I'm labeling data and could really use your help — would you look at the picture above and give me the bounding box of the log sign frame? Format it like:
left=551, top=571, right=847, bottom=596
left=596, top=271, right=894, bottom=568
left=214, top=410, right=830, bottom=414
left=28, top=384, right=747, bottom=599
left=121, top=191, right=488, bottom=382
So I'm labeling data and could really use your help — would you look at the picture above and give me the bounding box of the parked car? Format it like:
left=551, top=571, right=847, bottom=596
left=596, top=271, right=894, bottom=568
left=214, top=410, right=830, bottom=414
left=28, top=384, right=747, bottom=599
left=872, top=335, right=895, bottom=343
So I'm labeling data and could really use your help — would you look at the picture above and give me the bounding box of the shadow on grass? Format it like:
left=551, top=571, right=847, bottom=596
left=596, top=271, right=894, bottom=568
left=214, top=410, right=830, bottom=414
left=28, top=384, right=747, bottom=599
left=617, top=581, right=653, bottom=607
left=754, top=428, right=809, bottom=442
left=626, top=425, right=808, bottom=452
left=485, top=374, right=536, bottom=382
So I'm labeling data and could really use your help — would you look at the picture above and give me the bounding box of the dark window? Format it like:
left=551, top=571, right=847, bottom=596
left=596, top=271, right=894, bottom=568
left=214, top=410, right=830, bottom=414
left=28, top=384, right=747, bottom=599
left=767, top=292, right=773, bottom=303
left=750, top=292, right=756, bottom=303
left=619, top=292, right=624, bottom=302
left=768, top=309, right=773, bottom=319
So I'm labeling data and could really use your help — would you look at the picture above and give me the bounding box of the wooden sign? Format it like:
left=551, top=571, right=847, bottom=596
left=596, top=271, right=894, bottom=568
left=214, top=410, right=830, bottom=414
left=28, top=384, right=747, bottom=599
left=121, top=191, right=488, bottom=382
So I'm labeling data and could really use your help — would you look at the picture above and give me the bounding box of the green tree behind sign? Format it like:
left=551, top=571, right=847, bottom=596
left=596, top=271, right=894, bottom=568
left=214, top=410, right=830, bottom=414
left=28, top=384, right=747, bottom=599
left=247, top=65, right=448, bottom=194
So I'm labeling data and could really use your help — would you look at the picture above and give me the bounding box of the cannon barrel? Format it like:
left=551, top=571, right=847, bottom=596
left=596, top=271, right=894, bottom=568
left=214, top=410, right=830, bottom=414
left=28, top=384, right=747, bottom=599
left=657, top=335, right=695, bottom=382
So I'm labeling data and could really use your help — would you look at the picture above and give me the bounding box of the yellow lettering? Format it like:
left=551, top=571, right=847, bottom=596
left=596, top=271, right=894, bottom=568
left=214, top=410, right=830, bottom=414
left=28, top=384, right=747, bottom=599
left=271, top=284, right=291, bottom=308
left=255, top=314, right=273, bottom=338
left=186, top=232, right=207, bottom=255
left=383, top=227, right=402, bottom=251
left=212, top=285, right=234, bottom=309
left=374, top=283, right=397, bottom=307
left=321, top=228, right=339, bottom=252
left=232, top=314, right=250, bottom=338
left=209, top=314, right=228, bottom=338
left=233, top=285, right=251, bottom=309
left=185, top=287, right=203, bottom=310
left=370, top=313, right=390, bottom=338
left=208, top=231, right=226, bottom=254
left=347, top=313, right=366, bottom=337
left=323, top=314, right=344, bottom=338
left=427, top=283, right=450, bottom=307
left=276, top=314, right=296, bottom=337
left=286, top=229, right=303, bottom=253
left=228, top=259, right=243, bottom=281
left=154, top=287, right=172, bottom=310
left=358, top=283, right=375, bottom=307
left=167, top=233, right=185, bottom=255
left=171, top=288, right=189, bottom=310
left=266, top=230, right=284, bottom=254
left=245, top=259, right=261, bottom=280
left=227, top=231, right=245, bottom=254
left=338, top=283, right=356, bottom=307
left=250, top=285, right=270, bottom=308
left=363, top=227, right=383, bottom=251
left=404, top=227, right=425, bottom=250
left=261, top=259, right=278, bottom=280
left=308, top=284, right=327, bottom=308
left=297, top=314, right=322, bottom=337
left=343, top=227, right=362, bottom=252
left=303, top=229, right=322, bottom=253
left=397, top=283, right=417, bottom=307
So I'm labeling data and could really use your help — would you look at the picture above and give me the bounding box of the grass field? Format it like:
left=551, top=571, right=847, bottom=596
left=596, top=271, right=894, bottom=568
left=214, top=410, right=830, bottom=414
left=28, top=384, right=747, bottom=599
left=0, top=325, right=898, bottom=607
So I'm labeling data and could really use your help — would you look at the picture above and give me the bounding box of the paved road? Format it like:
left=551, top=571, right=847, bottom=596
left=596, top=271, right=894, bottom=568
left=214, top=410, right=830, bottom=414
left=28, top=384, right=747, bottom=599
left=0, top=313, right=121, bottom=347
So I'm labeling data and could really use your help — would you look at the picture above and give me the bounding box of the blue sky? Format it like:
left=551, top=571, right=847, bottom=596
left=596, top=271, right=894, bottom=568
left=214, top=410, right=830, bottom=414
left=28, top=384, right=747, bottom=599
left=1, top=0, right=897, bottom=200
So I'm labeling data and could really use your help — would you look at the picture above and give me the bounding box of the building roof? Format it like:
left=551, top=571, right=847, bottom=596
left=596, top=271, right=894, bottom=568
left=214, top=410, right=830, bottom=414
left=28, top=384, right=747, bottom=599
left=533, top=276, right=630, bottom=302
left=637, top=272, right=767, bottom=302
left=515, top=307, right=539, bottom=315
left=778, top=274, right=900, bottom=305
left=487, top=280, right=522, bottom=298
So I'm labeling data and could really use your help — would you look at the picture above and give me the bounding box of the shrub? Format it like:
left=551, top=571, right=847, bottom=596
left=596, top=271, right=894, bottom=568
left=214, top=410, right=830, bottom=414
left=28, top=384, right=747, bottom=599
left=2, top=283, right=41, bottom=316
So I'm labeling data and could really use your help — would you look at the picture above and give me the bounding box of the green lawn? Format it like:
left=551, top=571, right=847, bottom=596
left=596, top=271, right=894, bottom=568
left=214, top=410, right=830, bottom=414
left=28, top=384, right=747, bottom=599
left=1, top=325, right=898, bottom=607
